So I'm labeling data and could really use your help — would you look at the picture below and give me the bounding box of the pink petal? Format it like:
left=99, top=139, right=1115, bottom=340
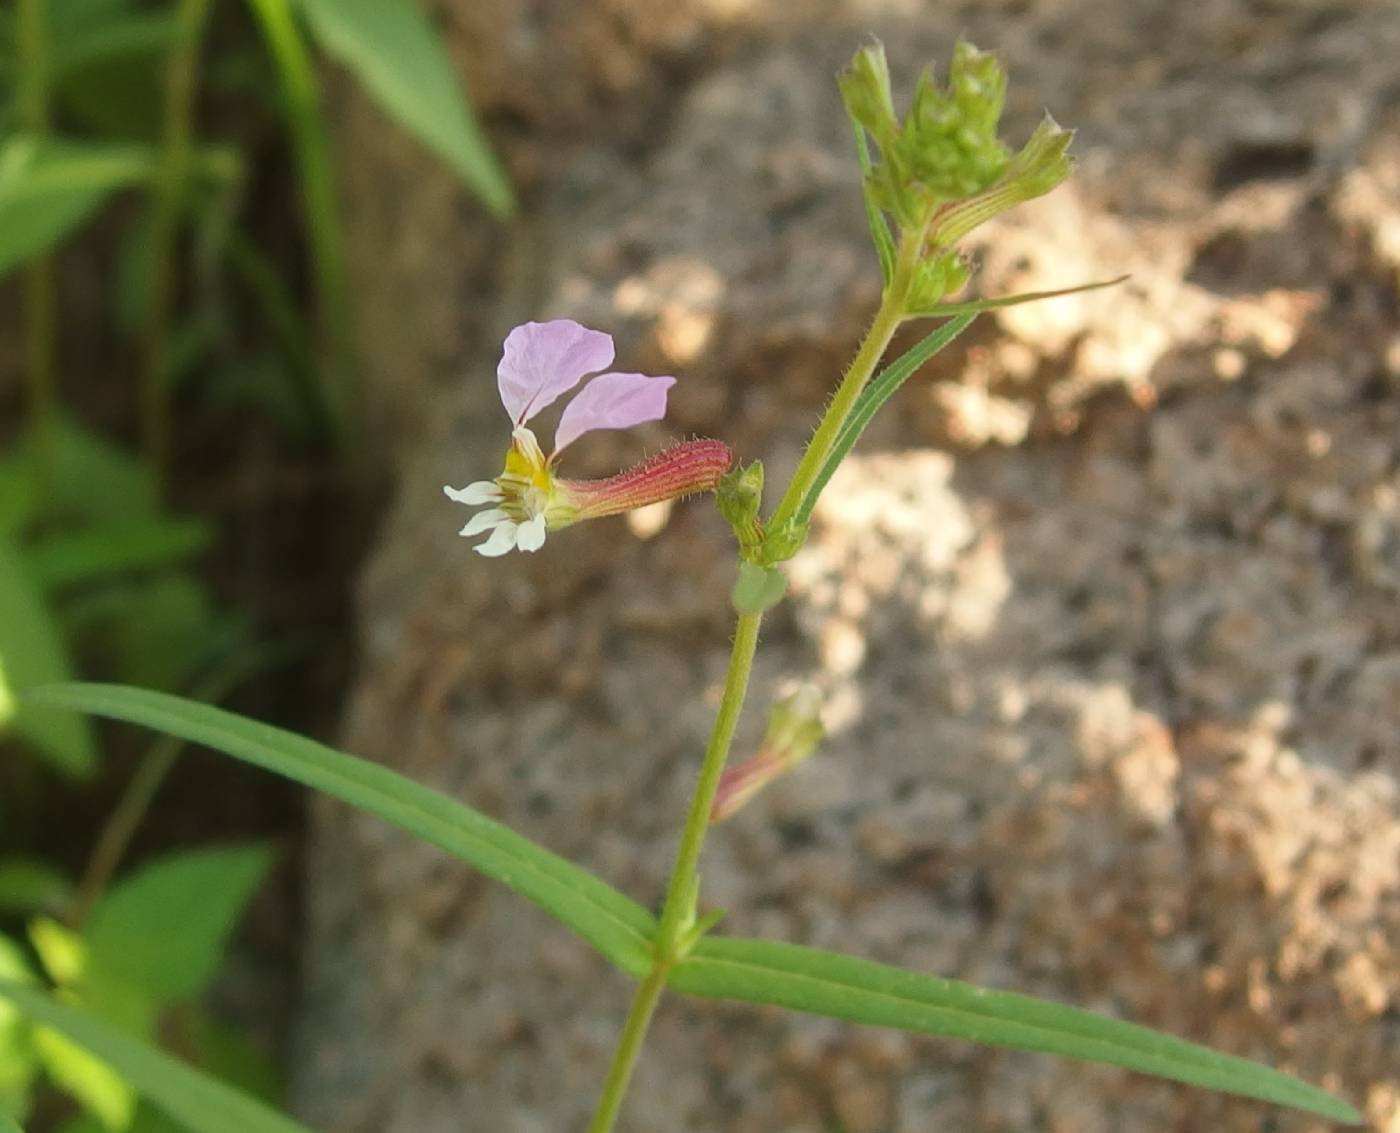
left=497, top=320, right=615, bottom=424
left=554, top=372, right=676, bottom=453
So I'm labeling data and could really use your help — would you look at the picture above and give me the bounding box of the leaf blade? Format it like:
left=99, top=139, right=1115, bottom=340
left=293, top=0, right=513, bottom=216
left=671, top=936, right=1360, bottom=1125
left=0, top=137, right=157, bottom=278
left=0, top=981, right=312, bottom=1133
left=0, top=538, right=97, bottom=777
left=25, top=683, right=655, bottom=973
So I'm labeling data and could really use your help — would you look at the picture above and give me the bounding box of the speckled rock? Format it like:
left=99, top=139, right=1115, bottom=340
left=296, top=1, right=1400, bottom=1129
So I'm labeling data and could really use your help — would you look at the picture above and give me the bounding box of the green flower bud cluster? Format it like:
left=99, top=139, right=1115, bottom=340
left=840, top=39, right=1075, bottom=308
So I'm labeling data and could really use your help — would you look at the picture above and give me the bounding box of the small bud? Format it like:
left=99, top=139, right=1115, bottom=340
left=758, top=516, right=809, bottom=564
left=838, top=42, right=899, bottom=149
left=712, top=686, right=825, bottom=822
left=717, top=461, right=765, bottom=551
left=927, top=114, right=1074, bottom=250
left=908, top=249, right=973, bottom=311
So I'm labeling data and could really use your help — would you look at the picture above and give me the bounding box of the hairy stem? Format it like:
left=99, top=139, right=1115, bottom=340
left=587, top=610, right=763, bottom=1130
left=142, top=0, right=214, bottom=487
left=769, top=224, right=923, bottom=529
left=17, top=0, right=56, bottom=486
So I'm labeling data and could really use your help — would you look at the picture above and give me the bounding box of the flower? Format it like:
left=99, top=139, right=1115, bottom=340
left=445, top=319, right=732, bottom=555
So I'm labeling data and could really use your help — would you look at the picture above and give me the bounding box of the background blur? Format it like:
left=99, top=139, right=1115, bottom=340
left=3, top=0, right=1398, bottom=1131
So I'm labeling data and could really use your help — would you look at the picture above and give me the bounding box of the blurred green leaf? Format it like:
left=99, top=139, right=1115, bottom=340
left=63, top=575, right=245, bottom=692
left=0, top=859, right=74, bottom=917
left=51, top=14, right=177, bottom=81
left=0, top=536, right=97, bottom=778
left=26, top=684, right=657, bottom=975
left=34, top=1026, right=135, bottom=1129
left=25, top=519, right=212, bottom=592
left=0, top=1112, right=22, bottom=1131
left=86, top=846, right=272, bottom=1004
left=0, top=935, right=38, bottom=1121
left=670, top=936, right=1362, bottom=1124
left=0, top=137, right=157, bottom=279
left=185, top=1014, right=280, bottom=1105
left=292, top=0, right=513, bottom=215
left=41, top=421, right=159, bottom=525
left=0, top=463, right=36, bottom=538
left=0, top=981, right=314, bottom=1133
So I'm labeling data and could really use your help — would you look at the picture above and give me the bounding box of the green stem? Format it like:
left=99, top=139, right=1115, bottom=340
left=17, top=0, right=57, bottom=487
left=586, top=609, right=763, bottom=1131
left=142, top=0, right=214, bottom=488
left=244, top=0, right=358, bottom=460
left=584, top=961, right=672, bottom=1133
left=769, top=225, right=923, bottom=530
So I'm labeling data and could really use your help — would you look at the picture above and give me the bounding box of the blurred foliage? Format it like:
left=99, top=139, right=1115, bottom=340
left=2, top=0, right=511, bottom=1127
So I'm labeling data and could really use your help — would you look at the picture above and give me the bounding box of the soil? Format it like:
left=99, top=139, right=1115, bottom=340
left=296, top=1, right=1400, bottom=1130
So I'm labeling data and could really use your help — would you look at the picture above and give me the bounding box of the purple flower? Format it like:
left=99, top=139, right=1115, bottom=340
left=445, top=320, right=730, bottom=556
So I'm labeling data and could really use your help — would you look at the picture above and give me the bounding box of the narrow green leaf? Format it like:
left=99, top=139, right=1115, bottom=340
left=86, top=846, right=273, bottom=1003
left=0, top=934, right=39, bottom=1119
left=24, top=518, right=211, bottom=592
left=851, top=121, right=894, bottom=285
left=794, top=313, right=977, bottom=526
left=0, top=137, right=157, bottom=279
left=25, top=684, right=656, bottom=974
left=292, top=0, right=513, bottom=216
left=908, top=273, right=1129, bottom=318
left=0, top=981, right=313, bottom=1133
left=671, top=937, right=1361, bottom=1125
left=0, top=538, right=97, bottom=777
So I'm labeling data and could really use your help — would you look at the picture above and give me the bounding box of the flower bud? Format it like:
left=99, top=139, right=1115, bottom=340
left=711, top=686, right=825, bottom=823
left=716, top=461, right=765, bottom=551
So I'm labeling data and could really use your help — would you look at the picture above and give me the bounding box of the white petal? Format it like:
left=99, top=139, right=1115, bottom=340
left=475, top=522, right=519, bottom=557
left=445, top=480, right=502, bottom=505
left=515, top=514, right=547, bottom=552
left=459, top=508, right=508, bottom=537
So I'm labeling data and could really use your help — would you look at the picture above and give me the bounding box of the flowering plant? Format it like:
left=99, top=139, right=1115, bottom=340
left=4, top=40, right=1361, bottom=1133
left=445, top=319, right=731, bottom=556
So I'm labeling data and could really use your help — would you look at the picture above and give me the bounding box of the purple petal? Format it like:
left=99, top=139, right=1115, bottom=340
left=497, top=320, right=614, bottom=424
left=554, top=371, right=676, bottom=453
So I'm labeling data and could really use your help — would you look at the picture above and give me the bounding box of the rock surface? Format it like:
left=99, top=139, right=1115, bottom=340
left=297, top=1, right=1400, bottom=1129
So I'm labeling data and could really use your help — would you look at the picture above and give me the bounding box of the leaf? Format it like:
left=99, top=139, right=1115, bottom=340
left=25, top=684, right=657, bottom=975
left=0, top=137, right=157, bottom=279
left=41, top=420, right=159, bottom=525
left=0, top=1113, right=22, bottom=1132
left=908, top=274, right=1129, bottom=318
left=85, top=846, right=272, bottom=1003
left=0, top=982, right=313, bottom=1133
left=61, top=575, right=245, bottom=692
left=34, top=1026, right=136, bottom=1130
left=24, top=519, right=212, bottom=592
left=850, top=119, right=894, bottom=285
left=50, top=14, right=178, bottom=82
left=0, top=537, right=97, bottom=777
left=0, top=935, right=38, bottom=1120
left=0, top=858, right=74, bottom=916
left=670, top=936, right=1362, bottom=1125
left=794, top=313, right=978, bottom=527
left=731, top=562, right=788, bottom=615
left=293, top=0, right=513, bottom=216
